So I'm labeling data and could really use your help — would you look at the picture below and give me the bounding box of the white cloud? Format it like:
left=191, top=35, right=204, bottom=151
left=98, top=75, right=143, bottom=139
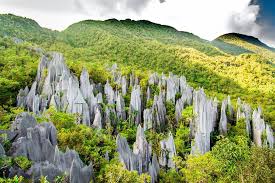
left=0, top=0, right=274, bottom=46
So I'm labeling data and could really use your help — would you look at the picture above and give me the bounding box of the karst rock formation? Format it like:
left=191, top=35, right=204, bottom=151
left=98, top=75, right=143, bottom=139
left=13, top=52, right=274, bottom=181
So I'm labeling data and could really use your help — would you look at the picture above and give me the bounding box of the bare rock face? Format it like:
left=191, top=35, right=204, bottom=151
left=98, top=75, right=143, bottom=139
left=80, top=69, right=93, bottom=101
left=237, top=98, right=252, bottom=136
left=159, top=132, right=176, bottom=168
left=152, top=94, right=166, bottom=131
left=144, top=109, right=153, bottom=131
left=17, top=87, right=29, bottom=108
left=10, top=113, right=94, bottom=183
left=252, top=108, right=268, bottom=147
left=104, top=80, right=115, bottom=105
left=266, top=125, right=274, bottom=148
left=26, top=81, right=37, bottom=112
left=166, top=73, right=179, bottom=103
left=219, top=96, right=235, bottom=135
left=253, top=108, right=275, bottom=149
left=17, top=53, right=91, bottom=127
left=175, top=97, right=185, bottom=123
left=0, top=144, right=5, bottom=157
left=117, top=127, right=159, bottom=182
left=219, top=99, right=228, bottom=135
left=148, top=73, right=159, bottom=85
left=116, top=134, right=139, bottom=171
left=130, top=85, right=142, bottom=125
left=11, top=112, right=37, bottom=138
left=149, top=154, right=160, bottom=183
left=12, top=122, right=57, bottom=162
left=191, top=89, right=218, bottom=155
left=116, top=92, right=126, bottom=121
left=93, top=104, right=103, bottom=129
left=133, top=125, right=152, bottom=173
left=30, top=162, right=63, bottom=183
left=121, top=76, right=128, bottom=96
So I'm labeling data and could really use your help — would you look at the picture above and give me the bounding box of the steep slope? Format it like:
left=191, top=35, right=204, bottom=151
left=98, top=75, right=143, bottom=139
left=216, top=33, right=275, bottom=62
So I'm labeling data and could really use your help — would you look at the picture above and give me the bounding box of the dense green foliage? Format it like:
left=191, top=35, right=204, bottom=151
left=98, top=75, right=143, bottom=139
left=0, top=14, right=274, bottom=182
left=0, top=14, right=56, bottom=45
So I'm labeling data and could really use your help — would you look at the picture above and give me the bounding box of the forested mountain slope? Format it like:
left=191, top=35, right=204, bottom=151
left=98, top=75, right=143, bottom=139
left=0, top=14, right=274, bottom=183
left=54, top=18, right=274, bottom=126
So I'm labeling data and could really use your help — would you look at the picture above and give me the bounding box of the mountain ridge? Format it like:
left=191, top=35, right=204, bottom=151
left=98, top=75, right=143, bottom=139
left=1, top=13, right=274, bottom=51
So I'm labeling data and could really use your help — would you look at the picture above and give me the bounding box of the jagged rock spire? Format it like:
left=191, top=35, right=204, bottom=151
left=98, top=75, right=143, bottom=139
left=130, top=85, right=142, bottom=125
left=159, top=132, right=176, bottom=168
left=117, top=126, right=159, bottom=182
left=252, top=108, right=274, bottom=148
left=237, top=98, right=252, bottom=136
left=191, top=89, right=218, bottom=155
left=11, top=113, right=94, bottom=183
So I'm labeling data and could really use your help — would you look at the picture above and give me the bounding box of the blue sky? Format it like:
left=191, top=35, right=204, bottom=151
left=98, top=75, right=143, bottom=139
left=0, top=0, right=274, bottom=46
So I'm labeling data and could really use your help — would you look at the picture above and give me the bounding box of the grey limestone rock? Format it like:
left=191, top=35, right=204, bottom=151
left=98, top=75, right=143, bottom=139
left=175, top=97, right=185, bottom=123
left=266, top=125, right=274, bottom=149
left=104, top=80, right=115, bottom=104
left=152, top=94, right=166, bottom=131
left=116, top=92, right=126, bottom=121
left=159, top=132, right=176, bottom=168
left=30, top=161, right=63, bottom=183
left=116, top=129, right=159, bottom=182
left=11, top=112, right=37, bottom=138
left=237, top=98, right=252, bottom=136
left=166, top=73, right=179, bottom=103
left=149, top=154, right=160, bottom=183
left=121, top=76, right=128, bottom=96
left=93, top=104, right=102, bottom=129
left=148, top=73, right=159, bottom=85
left=143, top=109, right=153, bottom=131
left=219, top=99, right=228, bottom=135
left=12, top=122, right=57, bottom=162
left=80, top=69, right=93, bottom=100
left=0, top=143, right=5, bottom=157
left=17, top=87, right=29, bottom=108
left=11, top=112, right=94, bottom=183
left=191, top=89, right=218, bottom=155
left=130, top=85, right=142, bottom=125
left=133, top=125, right=152, bottom=173
left=26, top=81, right=37, bottom=111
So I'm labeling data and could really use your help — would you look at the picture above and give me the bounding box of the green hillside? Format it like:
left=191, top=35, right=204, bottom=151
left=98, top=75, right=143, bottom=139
left=53, top=19, right=275, bottom=126
left=0, top=14, right=274, bottom=183
left=0, top=14, right=274, bottom=126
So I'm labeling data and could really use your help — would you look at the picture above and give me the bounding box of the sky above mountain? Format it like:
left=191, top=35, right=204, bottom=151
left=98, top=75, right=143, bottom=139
left=0, top=0, right=274, bottom=47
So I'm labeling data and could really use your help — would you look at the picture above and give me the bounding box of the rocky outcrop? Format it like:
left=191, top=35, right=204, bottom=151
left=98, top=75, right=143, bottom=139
left=237, top=98, right=252, bottom=136
left=133, top=125, right=152, bottom=173
left=252, top=108, right=274, bottom=148
left=266, top=125, right=274, bottom=149
left=152, top=94, right=166, bottom=131
left=17, top=53, right=274, bottom=154
left=144, top=109, right=153, bottom=131
left=149, top=154, right=160, bottom=183
left=17, top=87, right=29, bottom=108
left=11, top=112, right=37, bottom=138
left=191, top=89, right=218, bottom=155
left=0, top=144, right=5, bottom=157
left=219, top=96, right=234, bottom=135
left=10, top=113, right=93, bottom=183
left=130, top=85, right=142, bottom=125
left=116, top=126, right=159, bottom=182
left=159, top=133, right=176, bottom=168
